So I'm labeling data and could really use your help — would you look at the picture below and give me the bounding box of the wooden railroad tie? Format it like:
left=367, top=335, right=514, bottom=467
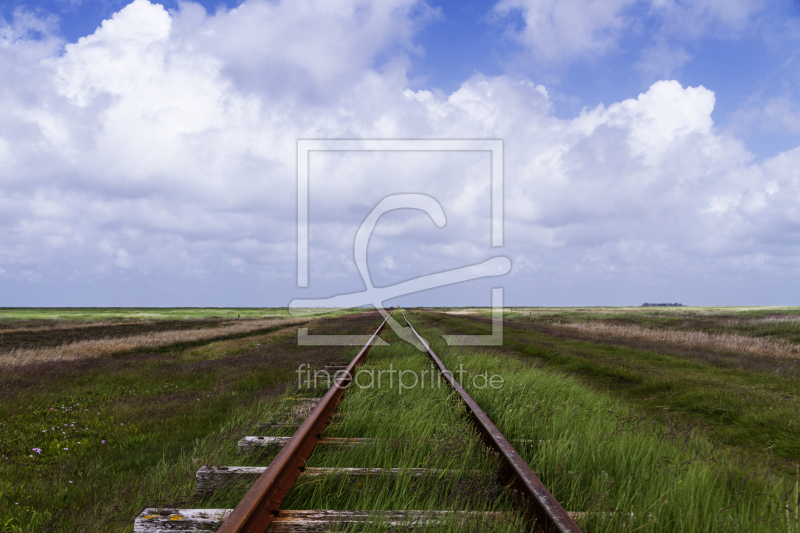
left=195, top=466, right=494, bottom=494
left=239, top=435, right=554, bottom=453
left=238, top=436, right=373, bottom=452
left=134, top=509, right=527, bottom=532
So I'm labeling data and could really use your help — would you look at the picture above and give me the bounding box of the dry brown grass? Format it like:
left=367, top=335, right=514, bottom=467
left=555, top=321, right=800, bottom=359
left=722, top=316, right=800, bottom=325
left=0, top=318, right=305, bottom=368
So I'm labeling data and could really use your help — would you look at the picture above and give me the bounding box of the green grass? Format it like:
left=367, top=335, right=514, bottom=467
left=163, top=309, right=800, bottom=531
left=0, top=311, right=379, bottom=532
left=407, top=311, right=800, bottom=532
left=422, top=310, right=800, bottom=465
left=504, top=306, right=800, bottom=343
left=4, top=306, right=799, bottom=532
left=192, top=316, right=524, bottom=532
left=0, top=307, right=365, bottom=323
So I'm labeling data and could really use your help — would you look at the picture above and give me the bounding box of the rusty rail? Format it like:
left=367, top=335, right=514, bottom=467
left=403, top=313, right=583, bottom=533
left=216, top=313, right=390, bottom=533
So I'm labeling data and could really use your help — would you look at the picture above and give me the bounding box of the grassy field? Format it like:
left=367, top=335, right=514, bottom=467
left=0, top=318, right=308, bottom=368
left=429, top=307, right=800, bottom=464
left=199, top=325, right=522, bottom=531
left=0, top=310, right=378, bottom=532
left=1, top=306, right=798, bottom=532
left=408, top=311, right=800, bottom=531
left=507, top=306, right=800, bottom=344
left=0, top=308, right=296, bottom=322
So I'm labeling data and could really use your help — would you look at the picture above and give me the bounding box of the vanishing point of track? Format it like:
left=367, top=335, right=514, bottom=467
left=134, top=312, right=583, bottom=533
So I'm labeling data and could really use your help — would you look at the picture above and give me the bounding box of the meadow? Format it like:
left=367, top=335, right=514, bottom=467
left=0, top=306, right=798, bottom=532
left=0, top=309, right=374, bottom=532
left=0, top=308, right=296, bottom=322
left=410, top=311, right=800, bottom=531
left=429, top=308, right=800, bottom=463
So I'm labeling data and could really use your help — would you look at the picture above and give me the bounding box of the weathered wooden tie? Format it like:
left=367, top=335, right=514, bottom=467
left=237, top=436, right=373, bottom=452
left=135, top=509, right=228, bottom=532
left=135, top=509, right=522, bottom=532
left=239, top=435, right=540, bottom=452
left=195, top=466, right=492, bottom=494
left=281, top=397, right=322, bottom=402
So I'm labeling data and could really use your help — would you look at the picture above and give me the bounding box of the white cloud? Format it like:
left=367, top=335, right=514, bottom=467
left=494, top=0, right=636, bottom=61
left=734, top=95, right=800, bottom=136
left=54, top=0, right=172, bottom=107
left=0, top=0, right=798, bottom=304
left=635, top=39, right=690, bottom=79
left=182, top=0, right=437, bottom=99
left=493, top=0, right=770, bottom=66
left=650, top=0, right=768, bottom=37
left=595, top=80, right=716, bottom=164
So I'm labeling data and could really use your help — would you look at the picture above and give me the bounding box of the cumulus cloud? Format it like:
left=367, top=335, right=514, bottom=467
left=0, top=0, right=798, bottom=305
left=397, top=74, right=800, bottom=293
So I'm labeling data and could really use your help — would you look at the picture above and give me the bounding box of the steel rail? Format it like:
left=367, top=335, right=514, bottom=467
left=216, top=313, right=391, bottom=533
left=402, top=313, right=583, bottom=533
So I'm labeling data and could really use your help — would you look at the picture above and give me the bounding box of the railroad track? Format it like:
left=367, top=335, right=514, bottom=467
left=134, top=312, right=582, bottom=532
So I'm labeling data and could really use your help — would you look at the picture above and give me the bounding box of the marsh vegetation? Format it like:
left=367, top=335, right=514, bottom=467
left=1, top=306, right=798, bottom=532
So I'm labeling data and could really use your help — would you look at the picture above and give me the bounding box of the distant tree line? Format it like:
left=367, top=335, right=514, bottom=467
left=641, top=303, right=684, bottom=307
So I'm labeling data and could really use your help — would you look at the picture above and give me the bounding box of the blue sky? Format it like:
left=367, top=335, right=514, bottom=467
left=1, top=0, right=800, bottom=306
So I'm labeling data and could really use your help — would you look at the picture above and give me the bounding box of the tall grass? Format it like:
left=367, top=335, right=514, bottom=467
left=195, top=327, right=524, bottom=532
left=414, top=314, right=800, bottom=532
left=8, top=309, right=795, bottom=532
left=198, top=315, right=800, bottom=531
left=0, top=311, right=391, bottom=532
left=0, top=318, right=304, bottom=368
